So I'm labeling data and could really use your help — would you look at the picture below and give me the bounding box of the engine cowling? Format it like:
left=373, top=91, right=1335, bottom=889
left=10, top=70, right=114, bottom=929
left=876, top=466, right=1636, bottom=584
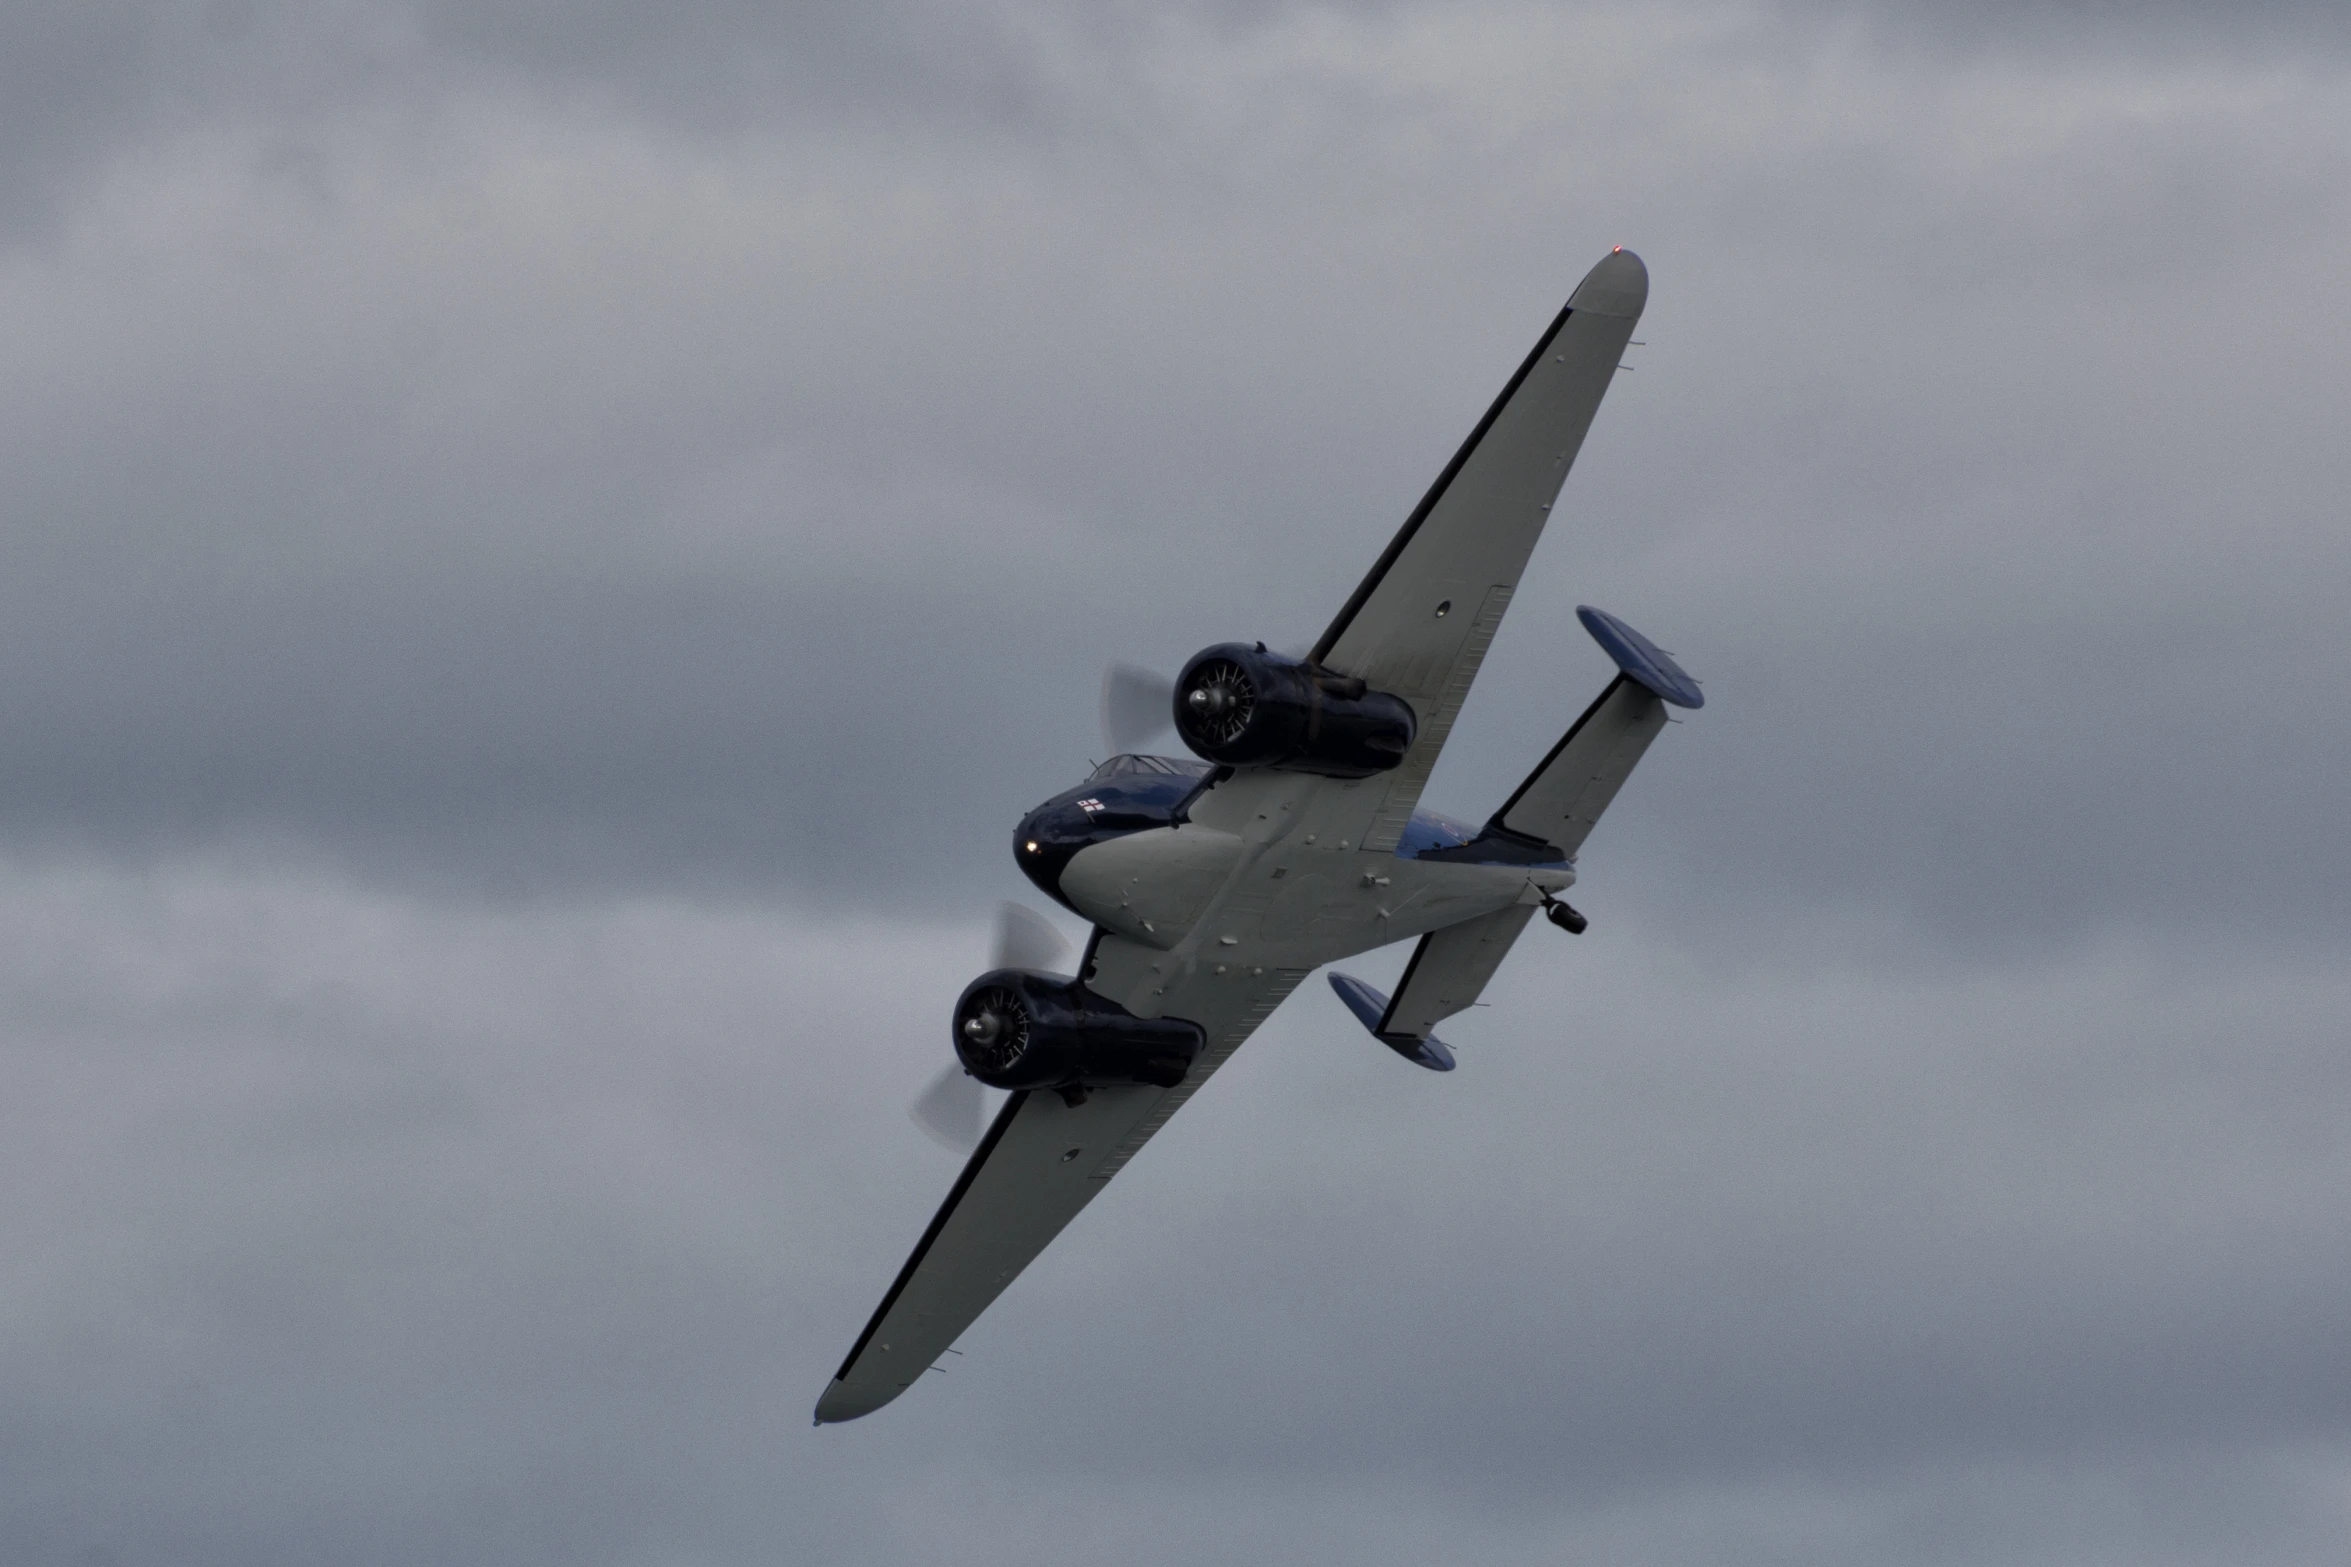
left=1170, top=642, right=1417, bottom=777
left=951, top=970, right=1205, bottom=1092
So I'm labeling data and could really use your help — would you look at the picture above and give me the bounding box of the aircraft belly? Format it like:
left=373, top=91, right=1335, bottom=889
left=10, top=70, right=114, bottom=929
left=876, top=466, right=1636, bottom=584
left=1082, top=846, right=1543, bottom=1017
left=1060, top=826, right=1244, bottom=949
left=1293, top=858, right=1529, bottom=952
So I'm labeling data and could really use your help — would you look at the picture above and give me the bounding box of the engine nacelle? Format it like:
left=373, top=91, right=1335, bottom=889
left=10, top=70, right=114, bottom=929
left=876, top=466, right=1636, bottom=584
left=951, top=970, right=1205, bottom=1093
left=1171, top=642, right=1417, bottom=777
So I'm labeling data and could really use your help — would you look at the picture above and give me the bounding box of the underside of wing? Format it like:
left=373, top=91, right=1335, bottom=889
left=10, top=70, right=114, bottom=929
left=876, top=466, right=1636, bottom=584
left=815, top=1084, right=1165, bottom=1423
left=815, top=963, right=1310, bottom=1424
left=1313, top=249, right=1646, bottom=849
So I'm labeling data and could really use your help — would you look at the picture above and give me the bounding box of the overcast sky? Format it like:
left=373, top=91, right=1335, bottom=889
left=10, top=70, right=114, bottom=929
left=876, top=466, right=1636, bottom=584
left=2, top=2, right=2347, bottom=1563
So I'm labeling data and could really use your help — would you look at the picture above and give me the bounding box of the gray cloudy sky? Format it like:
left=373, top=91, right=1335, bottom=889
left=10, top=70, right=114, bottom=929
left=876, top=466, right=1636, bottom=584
left=2, top=2, right=2348, bottom=1563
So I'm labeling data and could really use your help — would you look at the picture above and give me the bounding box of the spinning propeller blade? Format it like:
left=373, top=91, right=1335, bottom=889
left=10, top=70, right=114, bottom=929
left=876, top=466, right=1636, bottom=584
left=991, top=899, right=1070, bottom=973
left=1099, top=662, right=1176, bottom=756
left=910, top=1064, right=986, bottom=1152
left=907, top=902, right=1072, bottom=1153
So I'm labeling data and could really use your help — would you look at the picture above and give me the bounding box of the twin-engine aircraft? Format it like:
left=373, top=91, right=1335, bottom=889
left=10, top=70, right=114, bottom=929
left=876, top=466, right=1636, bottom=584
left=816, top=247, right=1700, bottom=1423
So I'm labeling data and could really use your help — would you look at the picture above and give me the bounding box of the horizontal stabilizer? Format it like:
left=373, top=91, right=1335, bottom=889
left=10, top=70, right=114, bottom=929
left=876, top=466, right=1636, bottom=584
left=1480, top=608, right=1698, bottom=860
left=1489, top=677, right=1665, bottom=859
left=1330, top=902, right=1538, bottom=1072
left=1329, top=973, right=1455, bottom=1071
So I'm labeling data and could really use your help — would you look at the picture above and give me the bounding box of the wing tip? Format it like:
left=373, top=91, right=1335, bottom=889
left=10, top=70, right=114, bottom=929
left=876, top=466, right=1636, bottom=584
left=813, top=1378, right=899, bottom=1425
left=1569, top=248, right=1647, bottom=319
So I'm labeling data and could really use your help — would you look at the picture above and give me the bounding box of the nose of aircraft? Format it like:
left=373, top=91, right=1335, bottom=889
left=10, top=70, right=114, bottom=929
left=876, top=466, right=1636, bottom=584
left=1014, top=799, right=1092, bottom=907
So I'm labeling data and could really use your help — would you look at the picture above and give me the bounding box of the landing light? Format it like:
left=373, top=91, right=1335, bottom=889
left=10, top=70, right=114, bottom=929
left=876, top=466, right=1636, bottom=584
left=1025, top=841, right=1040, bottom=853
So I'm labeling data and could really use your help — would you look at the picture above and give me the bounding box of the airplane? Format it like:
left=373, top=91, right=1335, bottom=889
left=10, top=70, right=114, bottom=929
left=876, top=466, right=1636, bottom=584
left=815, top=246, right=1699, bottom=1424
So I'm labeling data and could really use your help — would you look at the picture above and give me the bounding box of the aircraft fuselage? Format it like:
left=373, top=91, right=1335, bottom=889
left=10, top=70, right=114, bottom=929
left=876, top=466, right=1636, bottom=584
left=1018, top=754, right=1576, bottom=1008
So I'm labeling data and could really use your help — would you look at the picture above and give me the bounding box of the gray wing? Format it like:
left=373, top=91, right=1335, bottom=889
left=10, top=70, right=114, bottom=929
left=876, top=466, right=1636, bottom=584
left=1312, top=249, right=1647, bottom=851
left=814, top=1084, right=1165, bottom=1425
left=814, top=964, right=1309, bottom=1423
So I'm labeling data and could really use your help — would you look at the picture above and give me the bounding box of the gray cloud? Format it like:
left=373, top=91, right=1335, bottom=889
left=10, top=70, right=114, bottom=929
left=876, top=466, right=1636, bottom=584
left=2, top=865, right=2347, bottom=1563
left=5, top=7, right=2347, bottom=946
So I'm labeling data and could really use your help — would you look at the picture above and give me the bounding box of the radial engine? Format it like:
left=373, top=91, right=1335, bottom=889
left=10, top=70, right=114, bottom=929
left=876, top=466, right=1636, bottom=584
left=1170, top=643, right=1416, bottom=777
left=952, top=971, right=1205, bottom=1098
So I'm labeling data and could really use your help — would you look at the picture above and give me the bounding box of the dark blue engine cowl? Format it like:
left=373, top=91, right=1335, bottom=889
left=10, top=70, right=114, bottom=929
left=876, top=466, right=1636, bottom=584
left=952, top=970, right=1205, bottom=1092
left=1172, top=643, right=1415, bottom=777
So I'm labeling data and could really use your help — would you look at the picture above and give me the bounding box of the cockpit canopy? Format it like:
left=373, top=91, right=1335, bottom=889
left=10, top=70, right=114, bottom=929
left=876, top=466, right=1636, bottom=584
left=1086, top=753, right=1216, bottom=783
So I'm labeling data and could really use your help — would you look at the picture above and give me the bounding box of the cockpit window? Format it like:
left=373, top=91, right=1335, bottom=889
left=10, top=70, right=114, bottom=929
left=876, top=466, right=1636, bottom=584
left=1087, top=753, right=1214, bottom=782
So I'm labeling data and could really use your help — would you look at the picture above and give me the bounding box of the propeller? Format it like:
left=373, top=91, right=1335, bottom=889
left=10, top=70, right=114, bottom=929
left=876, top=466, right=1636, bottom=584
left=909, top=902, right=1073, bottom=1154
left=909, top=1067, right=990, bottom=1157
left=991, top=900, right=1070, bottom=974
left=1099, top=662, right=1176, bottom=757
left=1099, top=648, right=1301, bottom=759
